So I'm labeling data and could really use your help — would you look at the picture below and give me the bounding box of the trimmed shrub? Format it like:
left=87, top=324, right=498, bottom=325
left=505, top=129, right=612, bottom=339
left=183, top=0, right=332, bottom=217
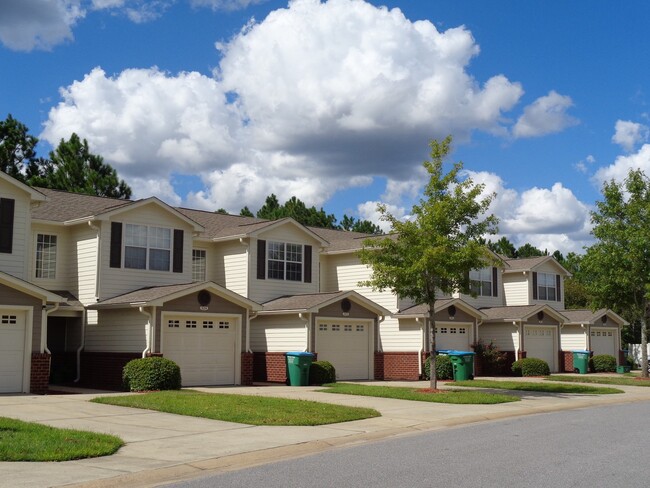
left=471, top=339, right=509, bottom=375
left=424, top=354, right=454, bottom=381
left=511, top=357, right=550, bottom=377
left=309, top=361, right=336, bottom=385
left=123, top=357, right=182, bottom=392
left=590, top=354, right=617, bottom=373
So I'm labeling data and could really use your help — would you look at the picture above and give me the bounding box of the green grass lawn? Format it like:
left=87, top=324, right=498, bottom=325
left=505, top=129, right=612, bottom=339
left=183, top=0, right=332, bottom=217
left=0, top=416, right=123, bottom=462
left=319, top=383, right=519, bottom=404
left=547, top=375, right=650, bottom=387
left=453, top=379, right=623, bottom=394
left=92, top=390, right=380, bottom=425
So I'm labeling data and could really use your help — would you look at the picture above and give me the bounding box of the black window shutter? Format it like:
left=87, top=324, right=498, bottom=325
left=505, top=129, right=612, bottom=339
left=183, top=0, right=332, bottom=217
left=173, top=229, right=183, bottom=273
left=257, top=239, right=266, bottom=280
left=492, top=267, right=498, bottom=297
left=532, top=271, right=538, bottom=300
left=0, top=198, right=14, bottom=254
left=109, top=222, right=122, bottom=268
left=304, top=245, right=312, bottom=283
left=556, top=274, right=561, bottom=302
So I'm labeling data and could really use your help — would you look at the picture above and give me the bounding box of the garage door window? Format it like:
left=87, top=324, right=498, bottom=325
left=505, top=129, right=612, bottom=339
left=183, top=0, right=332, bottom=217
left=1, top=315, right=17, bottom=324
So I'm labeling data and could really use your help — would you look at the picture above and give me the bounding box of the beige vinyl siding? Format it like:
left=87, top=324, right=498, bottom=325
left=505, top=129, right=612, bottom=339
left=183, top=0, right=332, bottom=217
left=0, top=179, right=30, bottom=279
left=250, top=315, right=307, bottom=352
left=212, top=240, right=248, bottom=297
left=99, top=206, right=194, bottom=300
left=478, top=323, right=518, bottom=351
left=380, top=317, right=422, bottom=352
left=561, top=324, right=587, bottom=350
left=321, top=253, right=398, bottom=312
left=502, top=274, right=529, bottom=306
left=73, top=224, right=99, bottom=306
left=532, top=262, right=565, bottom=310
left=30, top=223, right=72, bottom=291
left=85, top=308, right=147, bottom=353
left=249, top=225, right=320, bottom=303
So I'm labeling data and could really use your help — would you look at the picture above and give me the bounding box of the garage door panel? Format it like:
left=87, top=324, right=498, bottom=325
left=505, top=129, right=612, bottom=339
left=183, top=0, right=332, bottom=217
left=591, top=328, right=617, bottom=357
left=317, top=322, right=370, bottom=380
left=435, top=325, right=471, bottom=351
left=525, top=327, right=556, bottom=371
left=164, top=316, right=236, bottom=386
left=0, top=311, right=26, bottom=393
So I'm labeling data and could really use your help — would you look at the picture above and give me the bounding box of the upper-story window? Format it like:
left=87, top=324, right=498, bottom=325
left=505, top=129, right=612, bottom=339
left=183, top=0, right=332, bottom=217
left=536, top=272, right=556, bottom=301
left=267, top=241, right=302, bottom=281
left=124, top=224, right=171, bottom=271
left=35, top=234, right=57, bottom=279
left=192, top=249, right=206, bottom=282
left=470, top=267, right=493, bottom=297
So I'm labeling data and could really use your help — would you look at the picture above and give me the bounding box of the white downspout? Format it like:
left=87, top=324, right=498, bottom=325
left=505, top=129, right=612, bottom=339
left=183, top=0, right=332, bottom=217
left=377, top=315, right=385, bottom=352
left=42, top=303, right=60, bottom=354
left=416, top=317, right=424, bottom=376
left=74, top=310, right=87, bottom=383
left=139, top=307, right=153, bottom=358
left=299, top=313, right=311, bottom=352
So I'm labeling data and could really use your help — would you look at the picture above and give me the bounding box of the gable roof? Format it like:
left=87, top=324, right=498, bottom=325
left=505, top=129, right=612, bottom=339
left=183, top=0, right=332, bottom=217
left=259, top=290, right=391, bottom=316
left=89, top=281, right=261, bottom=311
left=31, top=187, right=132, bottom=223
left=480, top=304, right=567, bottom=323
left=0, top=171, right=46, bottom=201
left=562, top=308, right=628, bottom=326
left=0, top=271, right=66, bottom=303
left=503, top=256, right=571, bottom=276
left=394, top=298, right=487, bottom=320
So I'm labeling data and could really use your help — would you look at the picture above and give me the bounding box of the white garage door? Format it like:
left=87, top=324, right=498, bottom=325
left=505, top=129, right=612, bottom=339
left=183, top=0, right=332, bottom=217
left=591, top=328, right=617, bottom=357
left=316, top=321, right=371, bottom=380
left=0, top=311, right=27, bottom=393
left=164, top=316, right=237, bottom=386
left=435, top=324, right=471, bottom=351
left=524, top=326, right=556, bottom=371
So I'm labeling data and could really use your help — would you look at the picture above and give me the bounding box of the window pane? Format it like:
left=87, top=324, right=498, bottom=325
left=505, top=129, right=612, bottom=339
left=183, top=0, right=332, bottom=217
left=36, top=234, right=57, bottom=279
left=125, top=246, right=147, bottom=269
left=547, top=287, right=556, bottom=301
left=148, top=227, right=170, bottom=249
left=286, top=262, right=302, bottom=281
left=192, top=249, right=206, bottom=282
left=538, top=287, right=547, bottom=301
left=149, top=248, right=170, bottom=271
left=286, top=243, right=302, bottom=263
left=125, top=224, right=147, bottom=246
left=268, top=260, right=284, bottom=280
left=481, top=281, right=492, bottom=296
left=267, top=241, right=284, bottom=260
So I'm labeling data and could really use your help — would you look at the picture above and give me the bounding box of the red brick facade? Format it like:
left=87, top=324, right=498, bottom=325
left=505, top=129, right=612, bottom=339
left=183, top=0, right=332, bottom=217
left=241, top=352, right=254, bottom=385
left=253, top=352, right=288, bottom=383
left=562, top=351, right=574, bottom=372
left=30, top=353, right=51, bottom=395
left=374, top=352, right=421, bottom=381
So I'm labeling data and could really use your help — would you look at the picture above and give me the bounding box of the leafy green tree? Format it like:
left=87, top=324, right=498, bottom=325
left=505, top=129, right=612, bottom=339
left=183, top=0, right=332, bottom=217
left=339, top=214, right=383, bottom=234
left=581, top=169, right=650, bottom=376
left=561, top=252, right=589, bottom=309
left=215, top=208, right=228, bottom=214
left=516, top=243, right=546, bottom=258
left=255, top=194, right=337, bottom=228
left=0, top=114, right=39, bottom=181
left=488, top=236, right=517, bottom=258
left=28, top=133, right=131, bottom=199
left=358, top=136, right=499, bottom=388
left=239, top=206, right=254, bottom=217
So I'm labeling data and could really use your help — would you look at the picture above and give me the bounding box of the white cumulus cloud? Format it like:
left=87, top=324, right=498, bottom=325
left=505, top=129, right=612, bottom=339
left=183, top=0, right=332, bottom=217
left=593, top=143, right=650, bottom=189
left=190, top=0, right=267, bottom=11
left=612, top=120, right=649, bottom=152
left=512, top=91, right=578, bottom=139
left=0, top=0, right=85, bottom=51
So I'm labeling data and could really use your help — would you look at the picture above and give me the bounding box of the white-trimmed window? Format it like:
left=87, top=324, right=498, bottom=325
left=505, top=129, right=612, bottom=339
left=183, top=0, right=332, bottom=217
left=470, top=267, right=493, bottom=297
left=192, top=249, right=207, bottom=281
left=537, top=272, right=556, bottom=301
left=124, top=224, right=171, bottom=271
left=35, top=234, right=57, bottom=279
left=267, top=241, right=302, bottom=281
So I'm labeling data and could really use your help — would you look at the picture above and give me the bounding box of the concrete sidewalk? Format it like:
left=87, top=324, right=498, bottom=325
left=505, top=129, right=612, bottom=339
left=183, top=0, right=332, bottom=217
left=2, top=378, right=650, bottom=488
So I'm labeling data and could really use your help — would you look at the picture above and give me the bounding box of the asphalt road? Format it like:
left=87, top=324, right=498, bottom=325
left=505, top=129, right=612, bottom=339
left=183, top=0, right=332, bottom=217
left=167, top=401, right=650, bottom=488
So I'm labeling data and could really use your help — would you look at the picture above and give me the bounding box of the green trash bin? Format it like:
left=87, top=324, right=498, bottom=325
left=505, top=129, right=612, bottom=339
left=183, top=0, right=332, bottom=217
left=572, top=350, right=590, bottom=374
left=447, top=350, right=475, bottom=381
left=285, top=352, right=315, bottom=386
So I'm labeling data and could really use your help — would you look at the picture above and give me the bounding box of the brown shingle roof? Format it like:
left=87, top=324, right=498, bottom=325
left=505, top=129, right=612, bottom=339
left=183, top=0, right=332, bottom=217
left=261, top=291, right=348, bottom=312
left=31, top=187, right=133, bottom=222
left=480, top=305, right=555, bottom=321
left=394, top=298, right=456, bottom=316
left=561, top=309, right=609, bottom=324
left=93, top=282, right=201, bottom=306
left=503, top=256, right=551, bottom=271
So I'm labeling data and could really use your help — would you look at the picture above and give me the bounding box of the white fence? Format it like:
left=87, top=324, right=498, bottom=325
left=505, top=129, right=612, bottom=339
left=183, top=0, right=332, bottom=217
left=629, top=344, right=649, bottom=366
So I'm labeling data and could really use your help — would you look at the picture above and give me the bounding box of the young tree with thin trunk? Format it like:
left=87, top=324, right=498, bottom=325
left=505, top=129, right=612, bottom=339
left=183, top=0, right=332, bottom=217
left=582, top=169, right=650, bottom=376
left=358, top=136, right=498, bottom=388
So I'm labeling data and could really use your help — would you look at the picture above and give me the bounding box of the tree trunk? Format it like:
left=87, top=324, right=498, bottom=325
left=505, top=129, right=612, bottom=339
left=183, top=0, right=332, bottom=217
left=429, top=301, right=437, bottom=389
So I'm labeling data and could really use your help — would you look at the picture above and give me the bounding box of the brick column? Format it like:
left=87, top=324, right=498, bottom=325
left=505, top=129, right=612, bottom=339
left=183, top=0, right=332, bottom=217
left=30, top=353, right=51, bottom=395
left=241, top=352, right=254, bottom=385
left=374, top=352, right=385, bottom=380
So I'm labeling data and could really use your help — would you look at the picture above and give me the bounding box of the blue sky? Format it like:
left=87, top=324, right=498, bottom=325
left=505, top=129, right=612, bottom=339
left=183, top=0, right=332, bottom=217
left=2, top=0, right=650, bottom=254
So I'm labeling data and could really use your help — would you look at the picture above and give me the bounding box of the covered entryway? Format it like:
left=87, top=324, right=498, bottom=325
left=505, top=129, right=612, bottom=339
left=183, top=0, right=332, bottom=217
left=316, top=320, right=372, bottom=380
left=0, top=310, right=27, bottom=393
left=590, top=327, right=617, bottom=357
left=435, top=323, right=472, bottom=351
left=164, top=314, right=238, bottom=386
left=524, top=326, right=556, bottom=370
